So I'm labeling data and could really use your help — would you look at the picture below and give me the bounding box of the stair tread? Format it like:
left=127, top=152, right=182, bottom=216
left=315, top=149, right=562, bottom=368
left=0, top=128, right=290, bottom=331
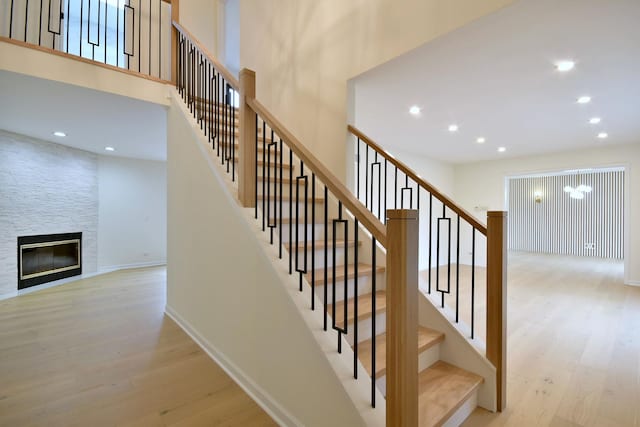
left=233, top=158, right=294, bottom=169
left=357, top=326, right=444, bottom=379
left=418, top=361, right=484, bottom=427
left=284, top=239, right=361, bottom=251
left=305, top=263, right=385, bottom=285
left=327, top=291, right=386, bottom=327
left=261, top=195, right=324, bottom=203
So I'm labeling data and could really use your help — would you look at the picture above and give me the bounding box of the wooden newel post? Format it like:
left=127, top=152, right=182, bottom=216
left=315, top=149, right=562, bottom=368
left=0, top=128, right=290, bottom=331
left=170, top=0, right=180, bottom=85
left=486, top=210, right=507, bottom=412
left=386, top=209, right=419, bottom=427
left=238, top=68, right=257, bottom=207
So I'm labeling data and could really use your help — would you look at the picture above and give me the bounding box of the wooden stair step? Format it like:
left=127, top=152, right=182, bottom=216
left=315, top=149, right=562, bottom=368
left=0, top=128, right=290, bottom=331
left=284, top=239, right=361, bottom=252
left=258, top=176, right=307, bottom=185
left=327, top=291, right=386, bottom=327
left=418, top=361, right=483, bottom=427
left=358, top=326, right=444, bottom=379
left=305, top=263, right=385, bottom=286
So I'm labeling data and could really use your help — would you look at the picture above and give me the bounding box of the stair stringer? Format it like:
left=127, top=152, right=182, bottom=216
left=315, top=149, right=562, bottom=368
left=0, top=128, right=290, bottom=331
left=166, top=90, right=385, bottom=427
left=417, top=291, right=497, bottom=412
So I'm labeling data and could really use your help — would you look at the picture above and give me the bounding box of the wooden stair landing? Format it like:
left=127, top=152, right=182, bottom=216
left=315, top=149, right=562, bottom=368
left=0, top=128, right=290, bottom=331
left=358, top=326, right=444, bottom=379
left=418, top=361, right=483, bottom=427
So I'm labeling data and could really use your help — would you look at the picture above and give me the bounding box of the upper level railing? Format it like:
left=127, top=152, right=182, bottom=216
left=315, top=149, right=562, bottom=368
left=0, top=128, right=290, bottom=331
left=173, top=21, right=423, bottom=424
left=1, top=0, right=171, bottom=80
left=348, top=124, right=507, bottom=411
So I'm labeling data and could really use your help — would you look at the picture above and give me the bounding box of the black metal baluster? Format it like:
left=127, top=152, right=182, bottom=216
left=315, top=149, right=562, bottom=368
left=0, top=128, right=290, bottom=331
left=9, top=0, right=15, bottom=39
left=261, top=120, right=266, bottom=231
left=39, top=0, right=43, bottom=45
left=456, top=215, right=460, bottom=323
left=394, top=167, right=398, bottom=209
left=311, top=173, right=316, bottom=310
left=296, top=161, right=308, bottom=293
left=79, top=0, right=83, bottom=56
left=356, top=138, right=360, bottom=200
left=65, top=0, right=70, bottom=53
left=104, top=0, right=108, bottom=63
left=158, top=0, right=161, bottom=78
left=383, top=159, right=387, bottom=225
left=353, top=219, right=359, bottom=379
left=332, top=202, right=348, bottom=353
left=138, top=0, right=141, bottom=72
left=232, top=94, right=236, bottom=180
left=371, top=237, right=376, bottom=408
left=471, top=227, right=476, bottom=339
left=365, top=145, right=369, bottom=209
left=288, top=148, right=293, bottom=274
left=24, top=0, right=29, bottom=42
left=148, top=0, right=151, bottom=75
left=323, top=185, right=328, bottom=331
left=428, top=194, right=433, bottom=293
left=254, top=114, right=258, bottom=219
left=279, top=138, right=283, bottom=259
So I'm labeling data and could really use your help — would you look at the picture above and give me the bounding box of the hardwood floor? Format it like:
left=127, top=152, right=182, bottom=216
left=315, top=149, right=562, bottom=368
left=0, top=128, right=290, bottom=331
left=0, top=267, right=276, bottom=427
left=460, top=252, right=640, bottom=427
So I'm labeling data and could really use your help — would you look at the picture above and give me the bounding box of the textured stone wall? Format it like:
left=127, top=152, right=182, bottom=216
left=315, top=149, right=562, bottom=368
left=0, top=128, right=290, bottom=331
left=0, top=130, right=98, bottom=295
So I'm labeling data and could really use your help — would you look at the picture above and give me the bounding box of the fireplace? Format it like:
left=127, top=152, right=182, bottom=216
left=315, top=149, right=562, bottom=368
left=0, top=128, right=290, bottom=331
left=17, top=233, right=82, bottom=290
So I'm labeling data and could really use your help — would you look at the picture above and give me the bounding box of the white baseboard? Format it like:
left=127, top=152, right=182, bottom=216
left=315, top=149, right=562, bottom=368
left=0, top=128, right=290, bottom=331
left=165, top=305, right=302, bottom=427
left=98, top=260, right=167, bottom=273
left=625, top=279, right=640, bottom=287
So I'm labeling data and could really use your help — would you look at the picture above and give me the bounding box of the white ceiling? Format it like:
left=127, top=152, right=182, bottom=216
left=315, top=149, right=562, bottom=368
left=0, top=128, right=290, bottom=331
left=0, top=70, right=167, bottom=161
left=352, top=0, right=640, bottom=165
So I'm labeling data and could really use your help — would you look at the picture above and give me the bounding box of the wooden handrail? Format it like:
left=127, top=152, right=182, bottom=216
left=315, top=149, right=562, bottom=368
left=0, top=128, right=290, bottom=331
left=0, top=37, right=171, bottom=85
left=348, top=125, right=487, bottom=235
left=172, top=21, right=240, bottom=90
left=249, top=98, right=387, bottom=247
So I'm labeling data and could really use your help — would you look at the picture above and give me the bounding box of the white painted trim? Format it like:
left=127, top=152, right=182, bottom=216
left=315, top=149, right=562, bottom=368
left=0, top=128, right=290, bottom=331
left=98, top=260, right=167, bottom=273
left=165, top=305, right=302, bottom=427
left=625, top=280, right=640, bottom=287
left=0, top=263, right=167, bottom=301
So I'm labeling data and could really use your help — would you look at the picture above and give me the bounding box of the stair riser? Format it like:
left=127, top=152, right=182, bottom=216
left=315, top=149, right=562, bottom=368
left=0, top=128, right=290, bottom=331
left=441, top=391, right=478, bottom=427
left=371, top=344, right=441, bottom=397
left=262, top=223, right=330, bottom=243
left=287, top=245, right=357, bottom=269
left=312, top=272, right=382, bottom=304
left=343, top=311, right=386, bottom=346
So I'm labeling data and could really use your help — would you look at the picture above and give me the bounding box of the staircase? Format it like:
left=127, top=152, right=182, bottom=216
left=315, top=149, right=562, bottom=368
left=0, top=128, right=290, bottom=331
left=173, top=20, right=506, bottom=427
left=187, top=99, right=486, bottom=426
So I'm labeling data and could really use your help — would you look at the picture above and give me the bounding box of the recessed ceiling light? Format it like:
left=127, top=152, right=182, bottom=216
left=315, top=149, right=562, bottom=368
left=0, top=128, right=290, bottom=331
left=448, top=124, right=459, bottom=132
left=53, top=131, right=66, bottom=137
left=498, top=147, right=506, bottom=153
left=597, top=132, right=608, bottom=139
left=409, top=105, right=421, bottom=116
left=555, top=60, right=575, bottom=72
left=476, top=137, right=486, bottom=144
left=577, top=96, right=591, bottom=104
left=105, top=146, right=115, bottom=151
left=589, top=117, right=601, bottom=124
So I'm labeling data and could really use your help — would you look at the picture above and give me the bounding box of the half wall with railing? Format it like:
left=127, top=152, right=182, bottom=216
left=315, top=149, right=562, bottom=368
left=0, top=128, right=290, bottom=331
left=1, top=0, right=171, bottom=79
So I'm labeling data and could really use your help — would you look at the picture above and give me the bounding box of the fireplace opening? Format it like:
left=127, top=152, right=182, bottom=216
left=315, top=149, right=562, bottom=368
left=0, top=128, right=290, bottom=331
left=18, top=233, right=82, bottom=290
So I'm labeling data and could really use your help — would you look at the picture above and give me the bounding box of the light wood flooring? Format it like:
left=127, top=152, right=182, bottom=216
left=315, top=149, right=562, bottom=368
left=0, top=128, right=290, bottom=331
left=0, top=267, right=275, bottom=427
left=460, top=252, right=640, bottom=427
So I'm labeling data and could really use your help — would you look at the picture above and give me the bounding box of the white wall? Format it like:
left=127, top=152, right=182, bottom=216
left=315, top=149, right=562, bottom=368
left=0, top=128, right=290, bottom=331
left=0, top=130, right=98, bottom=296
left=166, top=91, right=378, bottom=427
left=179, top=0, right=219, bottom=56
left=240, top=0, right=513, bottom=181
left=454, top=143, right=640, bottom=285
left=223, top=0, right=240, bottom=77
left=98, top=156, right=167, bottom=271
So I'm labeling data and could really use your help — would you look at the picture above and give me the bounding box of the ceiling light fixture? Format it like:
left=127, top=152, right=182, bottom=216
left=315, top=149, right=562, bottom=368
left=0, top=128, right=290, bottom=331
left=597, top=132, right=608, bottom=139
left=105, top=146, right=115, bottom=152
left=589, top=117, right=601, bottom=124
left=555, top=60, right=575, bottom=72
left=476, top=137, right=486, bottom=144
left=448, top=124, right=459, bottom=132
left=409, top=105, right=421, bottom=116
left=577, top=96, right=591, bottom=104
left=498, top=147, right=506, bottom=153
left=53, top=131, right=66, bottom=137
